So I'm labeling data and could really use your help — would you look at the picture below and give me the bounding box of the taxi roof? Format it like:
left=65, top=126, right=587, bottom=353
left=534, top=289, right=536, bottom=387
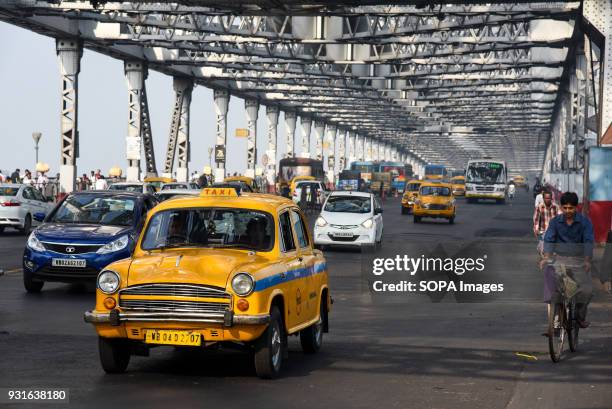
left=420, top=181, right=453, bottom=188
left=406, top=179, right=422, bottom=184
left=152, top=191, right=294, bottom=214
left=224, top=176, right=254, bottom=183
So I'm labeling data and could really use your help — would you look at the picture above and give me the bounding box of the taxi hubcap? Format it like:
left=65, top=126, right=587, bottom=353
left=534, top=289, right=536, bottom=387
left=271, top=325, right=281, bottom=367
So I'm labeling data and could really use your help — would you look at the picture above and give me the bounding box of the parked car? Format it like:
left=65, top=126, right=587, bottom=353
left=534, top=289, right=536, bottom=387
left=84, top=187, right=331, bottom=379
left=22, top=191, right=158, bottom=292
left=160, top=182, right=199, bottom=191
left=156, top=189, right=200, bottom=202
left=109, top=182, right=156, bottom=195
left=0, top=184, right=55, bottom=235
left=313, top=191, right=383, bottom=250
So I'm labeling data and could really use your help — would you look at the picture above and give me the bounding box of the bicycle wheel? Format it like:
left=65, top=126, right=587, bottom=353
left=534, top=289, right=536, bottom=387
left=568, top=299, right=579, bottom=352
left=548, top=302, right=566, bottom=362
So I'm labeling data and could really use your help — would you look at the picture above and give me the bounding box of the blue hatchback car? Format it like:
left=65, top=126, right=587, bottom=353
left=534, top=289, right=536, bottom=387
left=23, top=190, right=158, bottom=292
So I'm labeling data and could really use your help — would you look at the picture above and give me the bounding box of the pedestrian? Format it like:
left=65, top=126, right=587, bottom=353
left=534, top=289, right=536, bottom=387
left=0, top=169, right=5, bottom=183
left=94, top=174, right=109, bottom=190
left=197, top=173, right=208, bottom=188
left=10, top=168, right=20, bottom=183
left=36, top=172, right=48, bottom=192
left=541, top=191, right=594, bottom=329
left=508, top=182, right=516, bottom=200
left=533, top=190, right=559, bottom=256
left=80, top=173, right=90, bottom=191
left=22, top=169, right=33, bottom=186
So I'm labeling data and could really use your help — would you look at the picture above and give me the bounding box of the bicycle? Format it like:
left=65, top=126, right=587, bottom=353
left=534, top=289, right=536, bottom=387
left=547, top=264, right=579, bottom=362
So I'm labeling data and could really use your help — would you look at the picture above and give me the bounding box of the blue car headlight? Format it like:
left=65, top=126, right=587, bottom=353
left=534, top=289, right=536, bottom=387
left=27, top=232, right=45, bottom=252
left=97, top=235, right=129, bottom=254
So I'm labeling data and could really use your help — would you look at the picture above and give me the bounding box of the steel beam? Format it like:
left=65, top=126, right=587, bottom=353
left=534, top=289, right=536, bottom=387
left=213, top=89, right=230, bottom=181
left=163, top=77, right=193, bottom=179
left=314, top=120, right=326, bottom=161
left=245, top=98, right=260, bottom=178
left=284, top=110, right=297, bottom=158
left=265, top=105, right=279, bottom=191
left=299, top=116, right=312, bottom=158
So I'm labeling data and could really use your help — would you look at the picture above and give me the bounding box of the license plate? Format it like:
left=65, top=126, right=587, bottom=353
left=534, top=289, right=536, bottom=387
left=51, top=258, right=86, bottom=268
left=145, top=330, right=201, bottom=346
left=333, top=232, right=354, bottom=237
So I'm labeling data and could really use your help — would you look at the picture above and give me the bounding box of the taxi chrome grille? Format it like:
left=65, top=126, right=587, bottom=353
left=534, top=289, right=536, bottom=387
left=119, top=299, right=229, bottom=313
left=120, top=284, right=230, bottom=300
left=427, top=204, right=449, bottom=210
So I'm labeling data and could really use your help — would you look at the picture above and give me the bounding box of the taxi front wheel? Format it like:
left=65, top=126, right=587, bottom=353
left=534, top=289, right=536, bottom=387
left=254, top=306, right=283, bottom=379
left=99, top=337, right=131, bottom=374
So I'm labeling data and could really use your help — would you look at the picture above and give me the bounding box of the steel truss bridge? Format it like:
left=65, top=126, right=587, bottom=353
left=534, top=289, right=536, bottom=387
left=0, top=1, right=610, bottom=191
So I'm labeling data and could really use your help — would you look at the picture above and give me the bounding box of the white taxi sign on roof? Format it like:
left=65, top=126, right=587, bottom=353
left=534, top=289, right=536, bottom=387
left=200, top=188, right=239, bottom=197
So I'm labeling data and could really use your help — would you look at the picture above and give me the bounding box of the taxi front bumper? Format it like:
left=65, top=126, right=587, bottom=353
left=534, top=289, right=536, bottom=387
left=465, top=192, right=505, bottom=199
left=413, top=207, right=455, bottom=218
left=84, top=310, right=270, bottom=327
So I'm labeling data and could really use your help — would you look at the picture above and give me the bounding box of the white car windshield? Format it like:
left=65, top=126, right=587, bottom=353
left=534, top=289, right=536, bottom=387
left=324, top=196, right=371, bottom=213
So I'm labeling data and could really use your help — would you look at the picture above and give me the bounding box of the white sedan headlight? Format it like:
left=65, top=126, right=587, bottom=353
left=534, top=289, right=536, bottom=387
left=315, top=216, right=328, bottom=227
left=361, top=218, right=374, bottom=229
left=232, top=273, right=255, bottom=296
left=97, top=270, right=120, bottom=294
left=27, top=232, right=45, bottom=252
left=97, top=235, right=129, bottom=254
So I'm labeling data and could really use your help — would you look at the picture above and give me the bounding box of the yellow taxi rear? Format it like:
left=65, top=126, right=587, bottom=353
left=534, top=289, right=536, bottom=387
left=400, top=180, right=422, bottom=215
left=85, top=188, right=331, bottom=379
left=413, top=182, right=456, bottom=224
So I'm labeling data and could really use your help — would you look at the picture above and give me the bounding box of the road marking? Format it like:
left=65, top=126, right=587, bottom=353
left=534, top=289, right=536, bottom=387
left=2, top=268, right=22, bottom=275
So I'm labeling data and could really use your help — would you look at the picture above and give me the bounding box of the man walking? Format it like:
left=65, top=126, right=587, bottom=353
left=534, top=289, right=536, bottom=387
left=541, top=192, right=594, bottom=328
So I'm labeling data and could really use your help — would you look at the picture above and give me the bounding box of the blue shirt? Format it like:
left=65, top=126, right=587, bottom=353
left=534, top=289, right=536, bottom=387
left=543, top=213, right=594, bottom=257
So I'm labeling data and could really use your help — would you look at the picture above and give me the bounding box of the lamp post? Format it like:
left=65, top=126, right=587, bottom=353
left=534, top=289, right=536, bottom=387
left=208, top=147, right=213, bottom=167
left=32, top=132, right=42, bottom=165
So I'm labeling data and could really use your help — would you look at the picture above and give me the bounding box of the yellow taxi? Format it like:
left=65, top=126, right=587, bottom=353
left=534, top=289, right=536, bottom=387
left=289, top=175, right=316, bottom=196
left=225, top=176, right=259, bottom=192
left=512, top=175, right=526, bottom=188
left=143, top=176, right=176, bottom=192
left=450, top=176, right=466, bottom=196
left=413, top=182, right=456, bottom=224
left=84, top=188, right=331, bottom=379
left=400, top=179, right=422, bottom=215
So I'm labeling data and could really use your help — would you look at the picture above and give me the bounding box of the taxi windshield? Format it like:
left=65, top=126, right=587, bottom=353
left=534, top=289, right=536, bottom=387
left=50, top=194, right=136, bottom=226
left=141, top=208, right=274, bottom=251
left=324, top=196, right=371, bottom=213
left=420, top=186, right=451, bottom=196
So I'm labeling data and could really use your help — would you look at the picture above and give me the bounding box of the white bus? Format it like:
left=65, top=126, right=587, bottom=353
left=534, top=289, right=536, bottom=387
left=465, top=160, right=508, bottom=204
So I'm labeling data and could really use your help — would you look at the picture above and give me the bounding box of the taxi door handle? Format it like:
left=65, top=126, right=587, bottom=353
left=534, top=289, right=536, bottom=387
left=280, top=272, right=287, bottom=280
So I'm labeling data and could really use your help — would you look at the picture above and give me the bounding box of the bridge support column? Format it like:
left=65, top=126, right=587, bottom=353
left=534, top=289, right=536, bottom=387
left=314, top=120, right=325, bottom=161
left=124, top=61, right=145, bottom=182
left=347, top=131, right=356, bottom=165
left=213, top=89, right=230, bottom=182
left=337, top=128, right=346, bottom=172
left=265, top=105, right=279, bottom=192
left=56, top=39, right=82, bottom=193
left=140, top=81, right=157, bottom=177
left=299, top=116, right=311, bottom=158
left=325, top=124, right=337, bottom=186
left=175, top=79, right=193, bottom=183
left=245, top=99, right=259, bottom=179
left=284, top=110, right=296, bottom=158
left=364, top=137, right=372, bottom=161
left=163, top=78, right=193, bottom=180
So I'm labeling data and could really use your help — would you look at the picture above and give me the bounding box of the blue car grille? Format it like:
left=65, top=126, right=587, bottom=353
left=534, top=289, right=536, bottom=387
left=42, top=242, right=102, bottom=254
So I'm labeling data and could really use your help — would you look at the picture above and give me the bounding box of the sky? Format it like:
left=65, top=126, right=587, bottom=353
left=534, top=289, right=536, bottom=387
left=0, top=21, right=311, bottom=178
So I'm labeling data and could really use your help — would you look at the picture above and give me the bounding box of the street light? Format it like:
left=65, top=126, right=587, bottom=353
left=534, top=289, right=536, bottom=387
left=32, top=132, right=42, bottom=165
left=208, top=147, right=213, bottom=167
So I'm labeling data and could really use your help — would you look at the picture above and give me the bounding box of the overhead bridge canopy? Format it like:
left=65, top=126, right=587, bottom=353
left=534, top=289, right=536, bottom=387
left=0, top=1, right=583, bottom=171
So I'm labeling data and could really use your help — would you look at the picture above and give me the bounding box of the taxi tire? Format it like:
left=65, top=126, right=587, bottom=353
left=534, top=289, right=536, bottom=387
left=99, top=337, right=131, bottom=374
left=448, top=216, right=455, bottom=225
left=300, top=298, right=325, bottom=354
left=23, top=270, right=44, bottom=293
left=401, top=207, right=408, bottom=215
left=254, top=306, right=283, bottom=379
left=0, top=226, right=4, bottom=234
left=413, top=216, right=421, bottom=223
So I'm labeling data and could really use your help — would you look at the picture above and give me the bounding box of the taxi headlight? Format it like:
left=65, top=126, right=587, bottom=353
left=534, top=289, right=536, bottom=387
left=315, top=216, right=328, bottom=227
left=27, top=232, right=45, bottom=252
left=232, top=273, right=255, bottom=296
left=361, top=218, right=374, bottom=229
left=97, top=270, right=120, bottom=294
left=97, top=235, right=129, bottom=254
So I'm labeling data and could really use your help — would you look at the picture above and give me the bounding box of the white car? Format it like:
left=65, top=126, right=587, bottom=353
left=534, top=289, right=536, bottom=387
left=160, top=182, right=200, bottom=191
left=293, top=180, right=330, bottom=205
left=313, top=191, right=383, bottom=249
left=156, top=189, right=200, bottom=202
left=108, top=182, right=157, bottom=194
left=0, top=184, right=54, bottom=234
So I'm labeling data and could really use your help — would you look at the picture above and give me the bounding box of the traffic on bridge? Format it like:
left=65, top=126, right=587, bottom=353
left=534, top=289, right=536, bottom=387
left=0, top=1, right=611, bottom=408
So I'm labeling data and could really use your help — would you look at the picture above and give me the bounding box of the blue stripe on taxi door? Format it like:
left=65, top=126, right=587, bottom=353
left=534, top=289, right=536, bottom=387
left=253, top=262, right=327, bottom=292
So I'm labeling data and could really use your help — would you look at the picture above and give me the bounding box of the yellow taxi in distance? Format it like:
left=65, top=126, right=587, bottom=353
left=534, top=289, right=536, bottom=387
left=450, top=176, right=466, bottom=196
left=224, top=176, right=259, bottom=192
left=289, top=175, right=316, bottom=196
left=84, top=188, right=331, bottom=379
left=401, top=179, right=422, bottom=215
left=512, top=175, right=526, bottom=187
left=143, top=176, right=176, bottom=192
left=413, top=182, right=456, bottom=224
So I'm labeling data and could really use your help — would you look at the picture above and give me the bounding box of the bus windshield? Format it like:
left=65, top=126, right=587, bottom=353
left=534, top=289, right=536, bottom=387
left=425, top=166, right=445, bottom=176
left=466, top=162, right=505, bottom=184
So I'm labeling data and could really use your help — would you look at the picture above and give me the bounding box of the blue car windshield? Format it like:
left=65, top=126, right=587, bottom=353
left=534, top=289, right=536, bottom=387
left=50, top=194, right=136, bottom=226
